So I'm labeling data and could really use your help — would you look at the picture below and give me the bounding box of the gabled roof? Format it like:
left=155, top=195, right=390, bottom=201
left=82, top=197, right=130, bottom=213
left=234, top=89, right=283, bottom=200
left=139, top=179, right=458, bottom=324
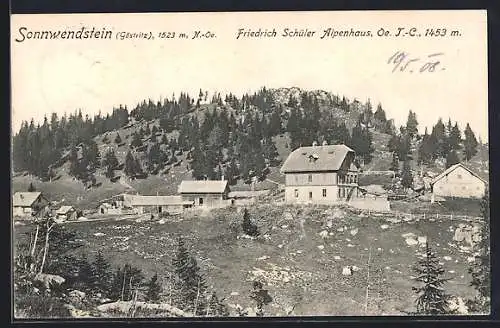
left=430, top=163, right=488, bottom=185
left=56, top=205, right=75, bottom=214
left=178, top=180, right=229, bottom=194
left=13, top=192, right=43, bottom=207
left=123, top=194, right=192, bottom=206
left=280, top=144, right=355, bottom=173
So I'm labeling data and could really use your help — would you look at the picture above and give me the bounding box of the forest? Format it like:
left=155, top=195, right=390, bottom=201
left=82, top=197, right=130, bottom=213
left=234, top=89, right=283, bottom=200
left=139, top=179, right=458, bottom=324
left=12, top=87, right=481, bottom=188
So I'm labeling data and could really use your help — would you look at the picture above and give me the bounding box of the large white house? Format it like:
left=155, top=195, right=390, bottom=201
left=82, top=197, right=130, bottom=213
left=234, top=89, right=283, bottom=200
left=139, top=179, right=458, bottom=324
left=280, top=144, right=360, bottom=205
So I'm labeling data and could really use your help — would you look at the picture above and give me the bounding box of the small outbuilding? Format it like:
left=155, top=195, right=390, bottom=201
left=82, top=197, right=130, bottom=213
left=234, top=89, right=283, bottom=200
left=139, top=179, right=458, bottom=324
left=56, top=205, right=77, bottom=221
left=178, top=180, right=230, bottom=208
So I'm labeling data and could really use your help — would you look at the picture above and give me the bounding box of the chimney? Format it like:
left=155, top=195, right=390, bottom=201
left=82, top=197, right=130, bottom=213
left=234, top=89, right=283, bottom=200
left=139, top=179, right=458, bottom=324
left=312, top=141, right=318, bottom=147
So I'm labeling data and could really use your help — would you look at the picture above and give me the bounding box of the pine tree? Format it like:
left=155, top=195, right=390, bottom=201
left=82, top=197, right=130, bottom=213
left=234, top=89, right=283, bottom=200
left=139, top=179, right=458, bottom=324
left=401, top=160, right=413, bottom=190
left=406, top=110, right=419, bottom=138
left=463, top=123, right=478, bottom=161
left=432, top=118, right=447, bottom=158
left=250, top=280, right=272, bottom=317
left=145, top=273, right=162, bottom=303
left=102, top=149, right=119, bottom=179
left=207, top=291, right=230, bottom=317
left=28, top=182, right=36, bottom=192
left=467, top=192, right=490, bottom=313
left=412, top=241, right=452, bottom=315
left=124, top=151, right=136, bottom=177
left=242, top=208, right=259, bottom=237
left=445, top=150, right=460, bottom=168
left=172, top=237, right=207, bottom=314
left=389, top=153, right=399, bottom=172
left=130, top=132, right=143, bottom=148
left=418, top=128, right=434, bottom=165
left=449, top=123, right=462, bottom=150
left=92, top=250, right=112, bottom=296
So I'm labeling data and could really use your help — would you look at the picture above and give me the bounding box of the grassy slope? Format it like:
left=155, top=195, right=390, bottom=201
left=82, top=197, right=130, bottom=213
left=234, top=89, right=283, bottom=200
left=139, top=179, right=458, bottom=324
left=14, top=204, right=481, bottom=316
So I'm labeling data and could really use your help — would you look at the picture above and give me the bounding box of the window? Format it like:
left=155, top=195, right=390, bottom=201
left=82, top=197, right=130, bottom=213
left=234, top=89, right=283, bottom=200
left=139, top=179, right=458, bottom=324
left=158, top=206, right=162, bottom=213
left=309, top=191, right=313, bottom=199
left=457, top=174, right=462, bottom=179
left=322, top=189, right=327, bottom=197
left=294, top=189, right=299, bottom=198
left=308, top=174, right=312, bottom=183
left=199, top=198, right=204, bottom=205
left=462, top=186, right=466, bottom=190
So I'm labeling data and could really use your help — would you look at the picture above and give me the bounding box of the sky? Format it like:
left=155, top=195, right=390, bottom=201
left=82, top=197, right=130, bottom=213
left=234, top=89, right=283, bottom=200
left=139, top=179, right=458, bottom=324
left=11, top=11, right=488, bottom=141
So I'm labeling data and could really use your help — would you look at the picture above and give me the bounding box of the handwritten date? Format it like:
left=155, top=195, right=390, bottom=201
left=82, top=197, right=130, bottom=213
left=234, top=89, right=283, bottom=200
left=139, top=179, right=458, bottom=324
left=387, top=51, right=445, bottom=73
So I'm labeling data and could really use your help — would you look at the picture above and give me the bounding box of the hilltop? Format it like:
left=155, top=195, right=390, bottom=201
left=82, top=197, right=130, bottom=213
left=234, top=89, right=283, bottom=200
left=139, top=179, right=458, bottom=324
left=11, top=87, right=488, bottom=209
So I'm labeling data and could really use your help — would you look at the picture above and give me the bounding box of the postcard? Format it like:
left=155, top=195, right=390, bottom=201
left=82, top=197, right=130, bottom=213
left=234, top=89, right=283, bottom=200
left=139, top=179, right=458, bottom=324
left=10, top=10, right=489, bottom=319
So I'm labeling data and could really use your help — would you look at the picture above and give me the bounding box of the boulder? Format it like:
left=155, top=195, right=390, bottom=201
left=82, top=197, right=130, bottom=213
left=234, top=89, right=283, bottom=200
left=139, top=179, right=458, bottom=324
left=319, top=230, right=329, bottom=239
left=405, top=238, right=419, bottom=246
left=417, top=236, right=427, bottom=245
left=342, top=266, right=352, bottom=276
left=34, top=273, right=65, bottom=289
left=350, top=228, right=359, bottom=236
left=380, top=224, right=389, bottom=230
left=317, top=245, right=325, bottom=250
left=69, top=290, right=86, bottom=300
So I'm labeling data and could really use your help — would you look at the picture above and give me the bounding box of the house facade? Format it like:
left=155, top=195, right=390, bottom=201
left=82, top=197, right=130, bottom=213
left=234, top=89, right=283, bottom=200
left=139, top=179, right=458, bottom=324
left=280, top=144, right=360, bottom=205
left=431, top=163, right=487, bottom=199
left=178, top=180, right=230, bottom=208
left=13, top=192, right=50, bottom=217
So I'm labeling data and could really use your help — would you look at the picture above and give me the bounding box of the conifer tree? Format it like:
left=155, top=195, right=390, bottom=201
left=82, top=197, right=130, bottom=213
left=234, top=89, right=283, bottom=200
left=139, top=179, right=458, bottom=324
left=412, top=241, right=452, bottom=315
left=124, top=151, right=136, bottom=177
left=242, top=208, right=259, bottom=237
left=172, top=237, right=207, bottom=314
left=207, top=291, right=230, bottom=316
left=406, top=110, right=419, bottom=138
left=445, top=150, right=460, bottom=168
left=463, top=123, right=478, bottom=161
left=250, top=280, right=272, bottom=317
left=92, top=250, right=112, bottom=296
left=401, top=160, right=413, bottom=190
left=467, top=192, right=490, bottom=313
left=389, top=153, right=399, bottom=173
left=418, top=128, right=434, bottom=165
left=449, top=123, right=462, bottom=151
left=28, top=182, right=36, bottom=192
left=145, top=273, right=162, bottom=303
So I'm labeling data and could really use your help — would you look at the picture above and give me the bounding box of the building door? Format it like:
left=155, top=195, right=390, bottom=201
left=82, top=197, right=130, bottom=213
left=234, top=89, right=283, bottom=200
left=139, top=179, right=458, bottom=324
left=199, top=198, right=204, bottom=205
left=158, top=206, right=162, bottom=213
left=101, top=208, right=105, bottom=214
left=309, top=191, right=313, bottom=200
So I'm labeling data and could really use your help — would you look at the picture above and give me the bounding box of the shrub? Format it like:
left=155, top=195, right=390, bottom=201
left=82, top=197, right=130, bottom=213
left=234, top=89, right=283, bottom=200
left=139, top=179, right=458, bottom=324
left=242, top=208, right=259, bottom=237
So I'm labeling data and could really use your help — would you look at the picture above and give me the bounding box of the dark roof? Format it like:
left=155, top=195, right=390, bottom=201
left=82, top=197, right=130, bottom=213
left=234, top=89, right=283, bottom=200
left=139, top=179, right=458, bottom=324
left=13, top=192, right=43, bottom=207
left=280, top=144, right=355, bottom=173
left=430, top=163, right=488, bottom=185
left=178, top=180, right=228, bottom=194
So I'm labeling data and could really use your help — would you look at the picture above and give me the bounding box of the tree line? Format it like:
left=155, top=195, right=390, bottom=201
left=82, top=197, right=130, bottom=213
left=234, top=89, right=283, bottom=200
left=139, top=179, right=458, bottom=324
left=13, top=87, right=481, bottom=187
